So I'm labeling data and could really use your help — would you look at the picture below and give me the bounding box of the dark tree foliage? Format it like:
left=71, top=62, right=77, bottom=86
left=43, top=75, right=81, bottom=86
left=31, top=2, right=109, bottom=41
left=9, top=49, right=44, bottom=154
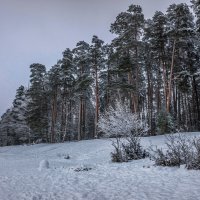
left=26, top=63, right=48, bottom=142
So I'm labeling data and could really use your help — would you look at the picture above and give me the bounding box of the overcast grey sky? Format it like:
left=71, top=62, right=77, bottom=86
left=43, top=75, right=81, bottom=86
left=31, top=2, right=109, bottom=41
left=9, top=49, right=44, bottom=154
left=0, top=0, right=191, bottom=116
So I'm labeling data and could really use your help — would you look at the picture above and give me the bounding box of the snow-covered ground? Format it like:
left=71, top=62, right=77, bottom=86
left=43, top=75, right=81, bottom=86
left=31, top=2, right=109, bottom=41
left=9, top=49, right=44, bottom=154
left=0, top=132, right=200, bottom=200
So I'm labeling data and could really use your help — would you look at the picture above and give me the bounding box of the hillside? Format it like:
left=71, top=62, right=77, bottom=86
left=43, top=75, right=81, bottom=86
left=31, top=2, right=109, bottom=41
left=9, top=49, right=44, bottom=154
left=0, top=132, right=200, bottom=200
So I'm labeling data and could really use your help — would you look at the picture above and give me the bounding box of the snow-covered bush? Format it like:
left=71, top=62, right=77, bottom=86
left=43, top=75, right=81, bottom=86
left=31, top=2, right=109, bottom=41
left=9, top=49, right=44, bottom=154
left=150, top=134, right=200, bottom=168
left=98, top=100, right=147, bottom=137
left=111, top=138, right=126, bottom=162
left=122, top=135, right=148, bottom=161
left=151, top=147, right=183, bottom=167
left=186, top=138, right=200, bottom=170
left=111, top=134, right=149, bottom=162
left=111, top=135, right=148, bottom=162
left=98, top=100, right=148, bottom=162
left=150, top=134, right=190, bottom=167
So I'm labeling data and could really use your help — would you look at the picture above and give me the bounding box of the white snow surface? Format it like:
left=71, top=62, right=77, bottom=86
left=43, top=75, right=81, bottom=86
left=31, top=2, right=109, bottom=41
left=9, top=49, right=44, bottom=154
left=0, top=132, right=200, bottom=200
left=38, top=160, right=50, bottom=171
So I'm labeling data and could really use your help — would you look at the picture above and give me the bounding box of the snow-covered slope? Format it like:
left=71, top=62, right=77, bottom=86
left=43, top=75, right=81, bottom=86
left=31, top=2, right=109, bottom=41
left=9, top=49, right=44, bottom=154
left=0, top=132, right=200, bottom=200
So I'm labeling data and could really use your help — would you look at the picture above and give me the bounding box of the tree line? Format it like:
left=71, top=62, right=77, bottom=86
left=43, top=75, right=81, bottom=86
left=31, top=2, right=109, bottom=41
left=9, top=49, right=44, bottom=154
left=0, top=1, right=200, bottom=146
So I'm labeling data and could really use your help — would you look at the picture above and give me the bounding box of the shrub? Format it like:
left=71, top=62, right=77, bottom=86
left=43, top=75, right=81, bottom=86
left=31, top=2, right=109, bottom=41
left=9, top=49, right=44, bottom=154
left=98, top=100, right=148, bottom=138
left=151, top=147, right=183, bottom=167
left=98, top=100, right=148, bottom=163
left=111, top=138, right=126, bottom=162
left=150, top=134, right=191, bottom=167
left=122, top=135, right=148, bottom=161
left=151, top=134, right=200, bottom=170
left=110, top=135, right=148, bottom=162
left=186, top=138, right=200, bottom=170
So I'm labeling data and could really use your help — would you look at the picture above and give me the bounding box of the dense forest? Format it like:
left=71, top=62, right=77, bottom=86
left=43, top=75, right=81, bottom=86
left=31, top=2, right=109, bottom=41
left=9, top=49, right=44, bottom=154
left=0, top=1, right=200, bottom=146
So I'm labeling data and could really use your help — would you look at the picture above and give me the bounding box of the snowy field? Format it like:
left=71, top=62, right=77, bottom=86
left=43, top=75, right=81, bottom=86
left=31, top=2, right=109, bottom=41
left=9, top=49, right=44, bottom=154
left=1, top=132, right=200, bottom=200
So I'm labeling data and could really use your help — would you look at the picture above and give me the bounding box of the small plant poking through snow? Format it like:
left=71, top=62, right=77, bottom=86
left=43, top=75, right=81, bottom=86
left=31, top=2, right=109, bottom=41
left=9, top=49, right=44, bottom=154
left=98, top=100, right=148, bottom=162
left=57, top=153, right=70, bottom=159
left=150, top=134, right=200, bottom=170
left=74, top=167, right=92, bottom=172
left=64, top=155, right=70, bottom=159
left=74, top=165, right=92, bottom=172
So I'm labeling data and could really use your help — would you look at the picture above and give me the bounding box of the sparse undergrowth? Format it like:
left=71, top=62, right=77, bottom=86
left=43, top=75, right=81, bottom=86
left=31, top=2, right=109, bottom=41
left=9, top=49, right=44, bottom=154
left=150, top=134, right=200, bottom=170
left=111, top=134, right=149, bottom=163
left=186, top=138, right=200, bottom=170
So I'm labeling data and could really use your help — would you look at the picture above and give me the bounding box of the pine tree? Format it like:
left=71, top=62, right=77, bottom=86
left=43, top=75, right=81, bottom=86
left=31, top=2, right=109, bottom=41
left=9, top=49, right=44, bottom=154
left=59, top=49, right=75, bottom=141
left=166, top=3, right=195, bottom=113
left=47, top=63, right=62, bottom=142
left=142, top=12, right=168, bottom=134
left=0, top=86, right=29, bottom=145
left=110, top=5, right=144, bottom=113
left=151, top=11, right=168, bottom=111
left=11, top=85, right=29, bottom=144
left=73, top=41, right=93, bottom=140
left=0, top=109, right=15, bottom=146
left=26, top=63, right=48, bottom=142
left=165, top=3, right=199, bottom=130
left=89, top=35, right=105, bottom=137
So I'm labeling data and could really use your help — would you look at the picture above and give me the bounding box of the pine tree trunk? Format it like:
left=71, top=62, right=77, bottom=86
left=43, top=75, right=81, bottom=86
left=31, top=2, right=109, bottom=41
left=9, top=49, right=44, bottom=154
left=68, top=99, right=72, bottom=141
left=156, top=70, right=161, bottom=112
left=173, top=84, right=177, bottom=120
left=61, top=94, right=67, bottom=142
left=192, top=76, right=200, bottom=130
left=82, top=98, right=86, bottom=139
left=50, top=100, right=55, bottom=143
left=106, top=63, right=110, bottom=110
left=78, top=96, right=83, bottom=141
left=94, top=64, right=99, bottom=138
left=167, top=40, right=176, bottom=113
left=50, top=89, right=57, bottom=143
left=146, top=61, right=154, bottom=135
left=161, top=57, right=167, bottom=110
left=134, top=46, right=139, bottom=113
left=177, top=91, right=181, bottom=129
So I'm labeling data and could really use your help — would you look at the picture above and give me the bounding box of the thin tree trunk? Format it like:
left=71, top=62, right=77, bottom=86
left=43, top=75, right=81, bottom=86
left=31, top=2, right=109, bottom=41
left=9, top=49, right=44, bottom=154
left=61, top=92, right=67, bottom=142
left=134, top=46, right=139, bottom=113
left=167, top=40, right=176, bottom=113
left=94, top=64, right=99, bottom=138
left=82, top=98, right=86, bottom=139
left=177, top=90, right=181, bottom=129
left=161, top=58, right=167, bottom=110
left=106, top=63, right=110, bottom=110
left=192, top=76, right=200, bottom=130
left=50, top=88, right=57, bottom=143
left=78, top=96, right=83, bottom=141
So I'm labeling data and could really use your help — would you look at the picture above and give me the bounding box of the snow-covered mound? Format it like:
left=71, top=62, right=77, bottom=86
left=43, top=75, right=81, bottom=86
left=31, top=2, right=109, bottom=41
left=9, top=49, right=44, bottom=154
left=0, top=132, right=200, bottom=200
left=38, top=160, right=50, bottom=171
